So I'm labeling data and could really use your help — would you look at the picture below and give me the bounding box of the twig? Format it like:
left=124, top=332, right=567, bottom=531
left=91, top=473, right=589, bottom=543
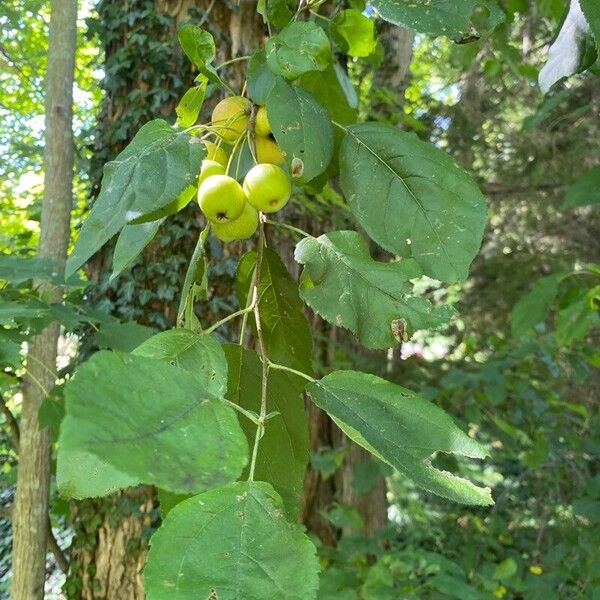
left=248, top=222, right=270, bottom=481
left=47, top=517, right=68, bottom=574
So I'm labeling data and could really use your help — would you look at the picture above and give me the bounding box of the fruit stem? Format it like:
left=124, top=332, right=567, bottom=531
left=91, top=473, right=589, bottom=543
left=248, top=223, right=270, bottom=482
left=247, top=105, right=258, bottom=165
left=264, top=219, right=311, bottom=238
left=226, top=130, right=247, bottom=175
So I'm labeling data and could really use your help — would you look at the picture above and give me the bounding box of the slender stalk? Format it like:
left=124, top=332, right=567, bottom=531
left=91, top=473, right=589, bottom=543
left=309, top=9, right=331, bottom=21
left=268, top=361, right=317, bottom=383
left=226, top=129, right=247, bottom=175
left=220, top=398, right=260, bottom=425
left=177, top=226, right=208, bottom=328
left=204, top=304, right=254, bottom=335
left=247, top=131, right=258, bottom=165
left=248, top=222, right=270, bottom=481
left=215, top=55, right=250, bottom=70
left=238, top=274, right=258, bottom=345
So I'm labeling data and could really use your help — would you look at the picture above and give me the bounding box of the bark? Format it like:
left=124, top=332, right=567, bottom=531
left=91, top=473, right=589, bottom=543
left=65, top=490, right=153, bottom=600
left=10, top=1, right=77, bottom=598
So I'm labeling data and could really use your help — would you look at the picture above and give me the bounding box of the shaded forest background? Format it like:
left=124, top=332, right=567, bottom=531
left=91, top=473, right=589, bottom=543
left=1, top=0, right=599, bottom=598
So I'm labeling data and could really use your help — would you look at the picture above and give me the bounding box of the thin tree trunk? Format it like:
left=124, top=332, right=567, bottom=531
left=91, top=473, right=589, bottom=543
left=10, top=1, right=77, bottom=598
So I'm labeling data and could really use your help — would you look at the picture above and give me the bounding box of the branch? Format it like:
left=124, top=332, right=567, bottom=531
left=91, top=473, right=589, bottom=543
left=47, top=517, right=68, bottom=574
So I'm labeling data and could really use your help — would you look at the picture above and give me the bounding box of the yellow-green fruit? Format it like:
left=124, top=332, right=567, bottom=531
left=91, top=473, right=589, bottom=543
left=255, top=106, right=271, bottom=136
left=211, top=96, right=251, bottom=142
left=198, top=175, right=246, bottom=223
left=212, top=203, right=259, bottom=242
left=203, top=141, right=228, bottom=167
left=255, top=136, right=285, bottom=165
left=197, top=160, right=226, bottom=187
left=243, top=164, right=291, bottom=213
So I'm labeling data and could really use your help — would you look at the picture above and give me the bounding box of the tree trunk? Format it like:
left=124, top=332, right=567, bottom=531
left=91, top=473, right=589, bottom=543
left=10, top=1, right=77, bottom=598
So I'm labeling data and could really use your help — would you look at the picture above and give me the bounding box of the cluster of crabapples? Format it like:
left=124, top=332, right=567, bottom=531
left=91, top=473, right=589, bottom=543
left=196, top=96, right=292, bottom=242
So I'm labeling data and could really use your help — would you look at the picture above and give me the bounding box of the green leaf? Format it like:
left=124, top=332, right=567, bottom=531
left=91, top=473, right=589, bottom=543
left=144, top=481, right=319, bottom=600
left=310, top=446, right=347, bottom=480
left=331, top=9, right=377, bottom=58
left=66, top=120, right=205, bottom=277
left=493, top=557, right=518, bottom=581
left=581, top=0, right=600, bottom=48
left=133, top=329, right=228, bottom=395
left=0, top=255, right=55, bottom=284
left=223, top=345, right=309, bottom=518
left=295, top=231, right=453, bottom=348
left=57, top=449, right=140, bottom=500
left=175, top=79, right=207, bottom=128
left=0, top=331, right=21, bottom=368
left=58, top=351, right=248, bottom=496
left=111, top=218, right=164, bottom=280
left=511, top=274, right=561, bottom=337
left=564, top=166, right=600, bottom=207
left=177, top=25, right=220, bottom=85
left=0, top=299, right=49, bottom=325
left=339, top=123, right=487, bottom=283
left=156, top=488, right=191, bottom=518
left=38, top=386, right=65, bottom=444
left=265, top=0, right=296, bottom=28
left=236, top=248, right=313, bottom=374
left=539, top=0, right=597, bottom=93
left=296, top=65, right=357, bottom=182
left=555, top=286, right=600, bottom=345
left=307, top=371, right=493, bottom=505
left=334, top=63, right=358, bottom=109
left=127, top=183, right=197, bottom=226
left=94, top=320, right=156, bottom=352
left=370, top=0, right=505, bottom=39
left=325, top=504, right=363, bottom=530
left=300, top=66, right=358, bottom=127
left=266, top=78, right=334, bottom=183
left=247, top=48, right=278, bottom=104
left=266, top=21, right=331, bottom=80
